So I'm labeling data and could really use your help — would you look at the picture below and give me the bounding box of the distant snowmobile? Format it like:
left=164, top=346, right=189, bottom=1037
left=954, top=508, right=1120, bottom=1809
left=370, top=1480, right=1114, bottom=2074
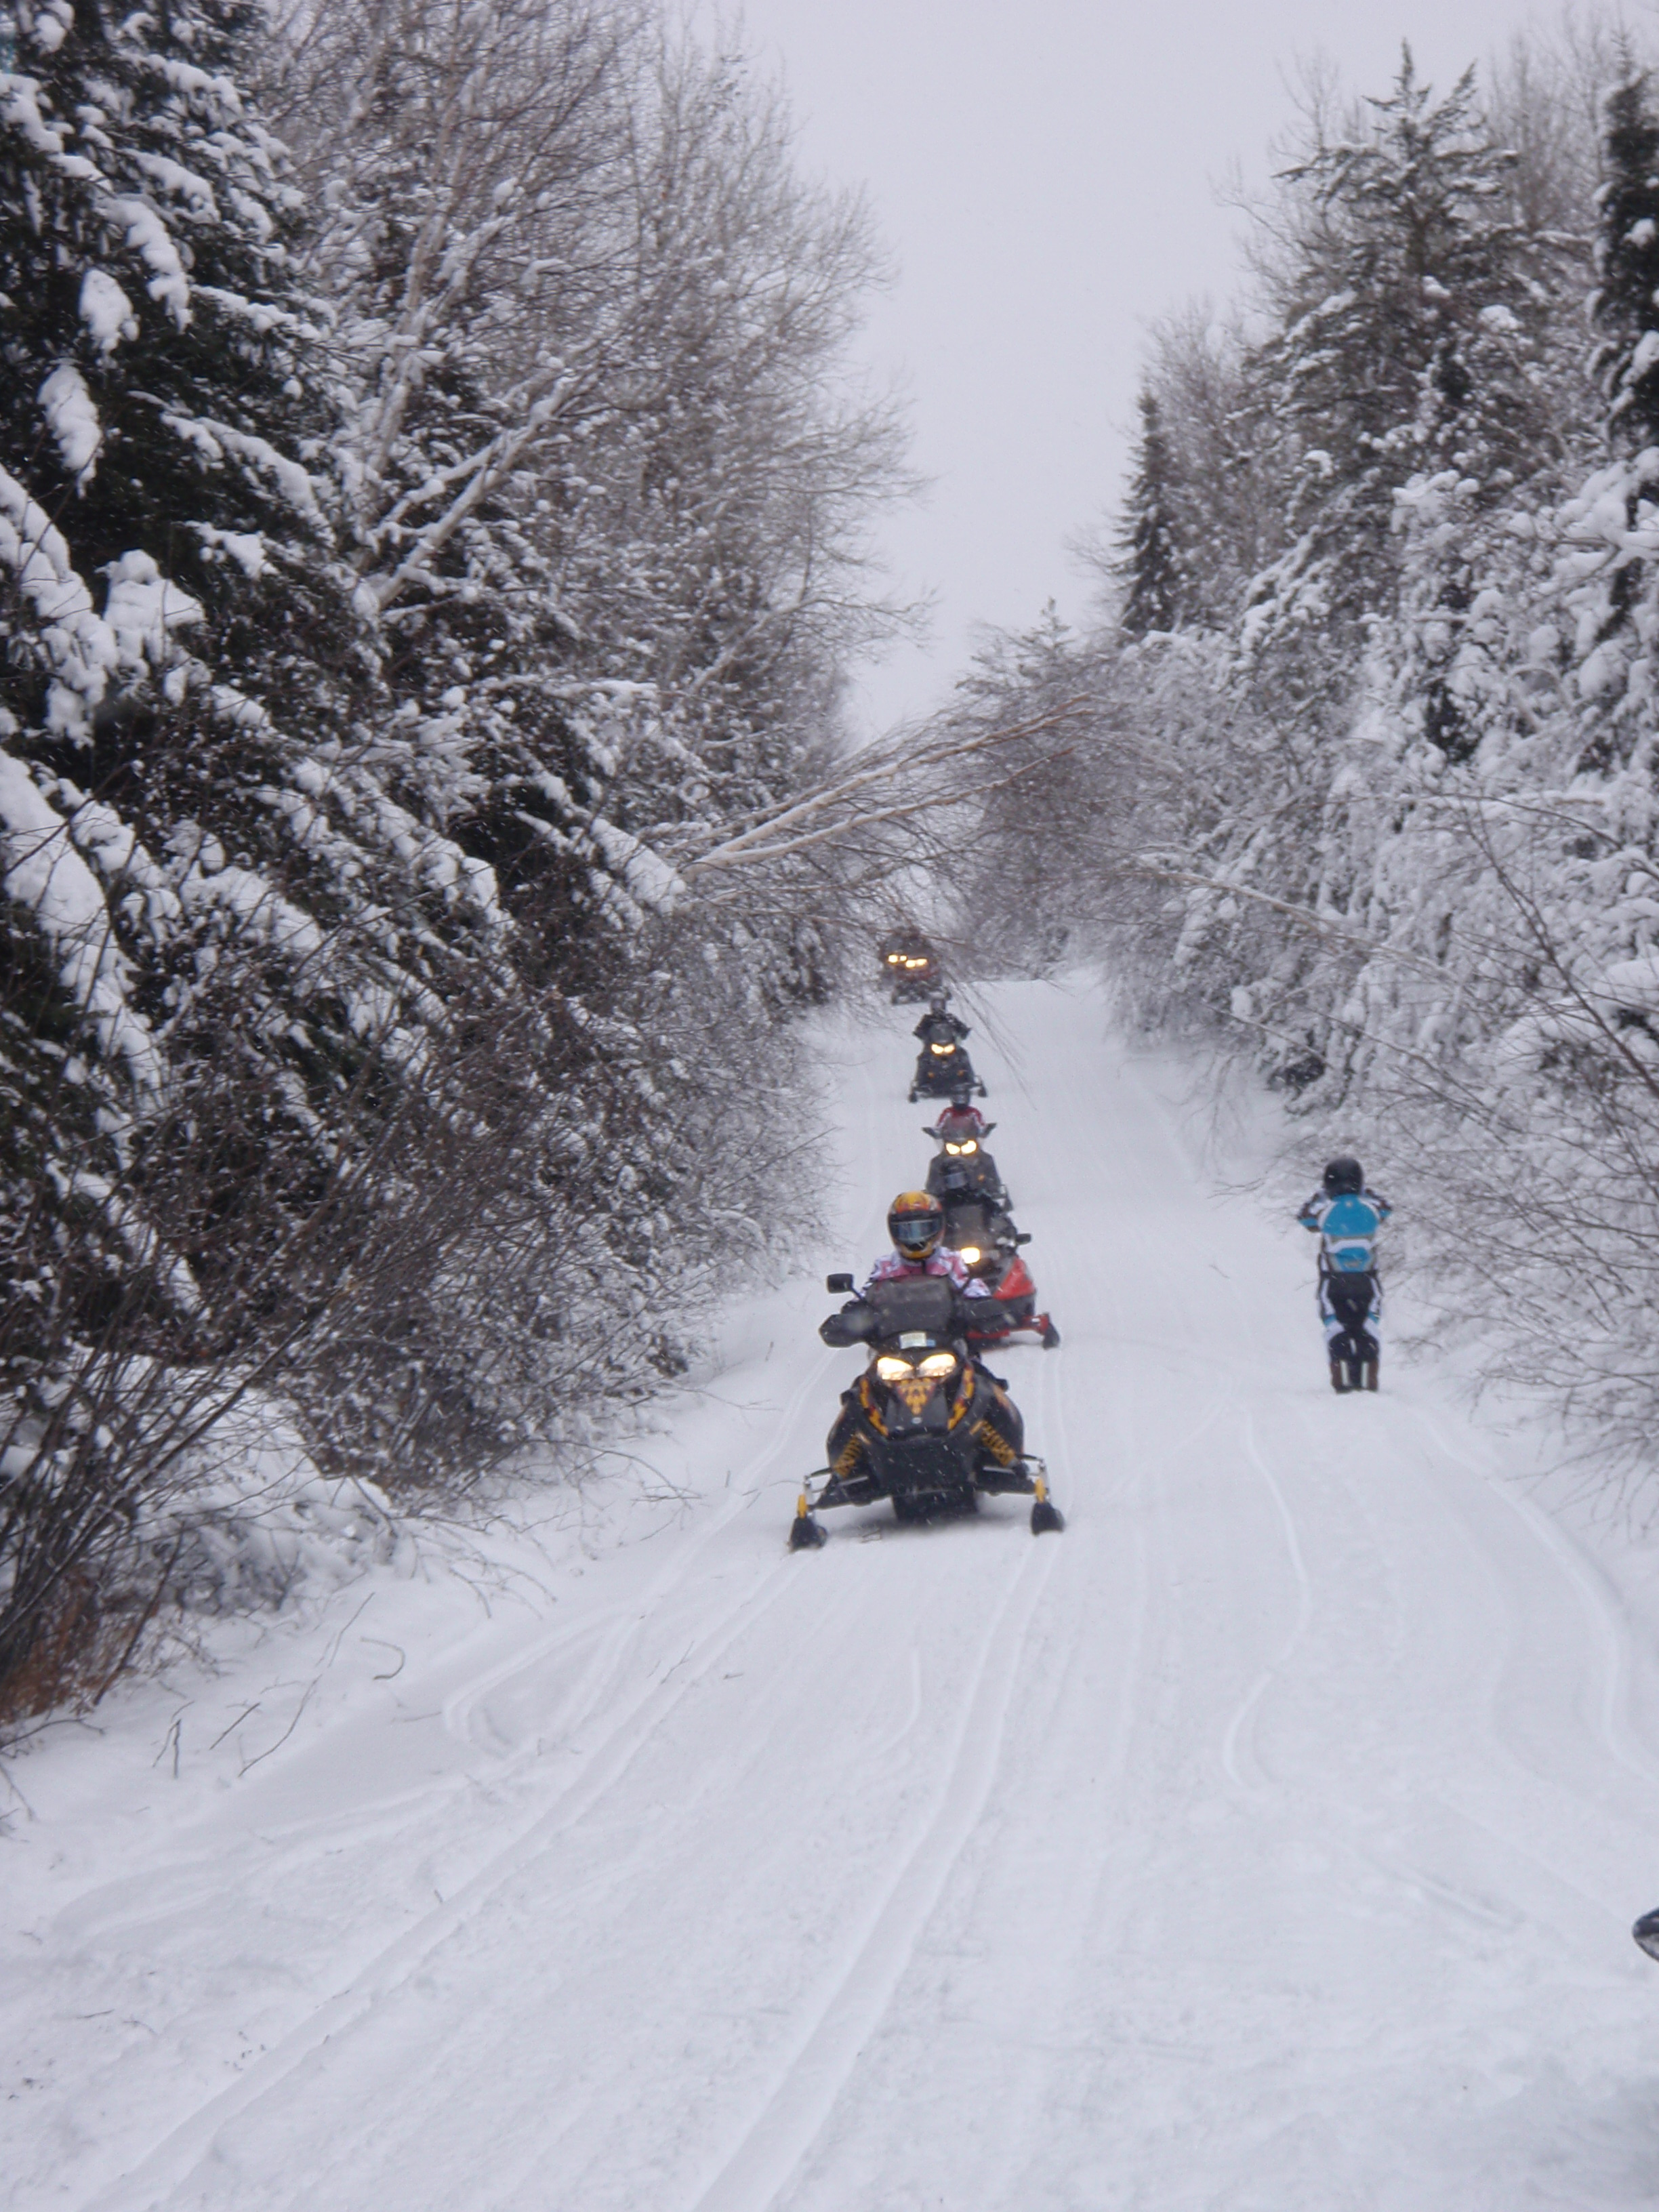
left=1635, top=1909, right=1659, bottom=1961
left=909, top=1034, right=983, bottom=1099
left=788, top=1271, right=1063, bottom=1547
left=878, top=930, right=940, bottom=1002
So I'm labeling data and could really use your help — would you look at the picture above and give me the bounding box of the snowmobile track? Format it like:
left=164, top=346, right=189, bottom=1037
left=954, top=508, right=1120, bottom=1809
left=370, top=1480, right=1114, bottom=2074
left=78, top=1471, right=815, bottom=2212
left=684, top=1536, right=1060, bottom=2212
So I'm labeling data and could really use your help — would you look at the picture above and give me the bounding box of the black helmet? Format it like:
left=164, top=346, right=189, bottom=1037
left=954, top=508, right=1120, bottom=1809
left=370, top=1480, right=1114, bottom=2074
left=1322, top=1158, right=1364, bottom=1196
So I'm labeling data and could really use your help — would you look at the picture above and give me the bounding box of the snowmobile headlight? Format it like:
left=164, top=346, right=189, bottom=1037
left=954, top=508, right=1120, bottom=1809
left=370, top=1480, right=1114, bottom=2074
left=944, top=1141, right=962, bottom=1153
left=958, top=1246, right=981, bottom=1265
left=930, top=1042, right=954, bottom=1056
left=958, top=1139, right=977, bottom=1153
left=916, top=1351, right=957, bottom=1378
left=875, top=1354, right=913, bottom=1381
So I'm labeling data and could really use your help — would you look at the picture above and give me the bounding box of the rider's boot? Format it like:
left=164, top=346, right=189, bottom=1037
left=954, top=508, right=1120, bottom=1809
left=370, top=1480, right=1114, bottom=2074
left=1329, top=1357, right=1350, bottom=1394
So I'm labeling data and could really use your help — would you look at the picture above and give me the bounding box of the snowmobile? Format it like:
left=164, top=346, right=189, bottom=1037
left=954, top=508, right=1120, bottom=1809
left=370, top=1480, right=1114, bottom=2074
left=788, top=1271, right=1063, bottom=1548
left=909, top=1035, right=984, bottom=1099
left=935, top=1186, right=1060, bottom=1349
left=924, top=1113, right=1006, bottom=1210
left=879, top=930, right=940, bottom=1003
left=1633, top=1909, right=1659, bottom=1961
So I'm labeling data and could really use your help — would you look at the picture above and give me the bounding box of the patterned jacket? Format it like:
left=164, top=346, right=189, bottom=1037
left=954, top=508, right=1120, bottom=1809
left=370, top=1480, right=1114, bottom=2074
left=1297, top=1189, right=1391, bottom=1275
left=863, top=1250, right=991, bottom=1298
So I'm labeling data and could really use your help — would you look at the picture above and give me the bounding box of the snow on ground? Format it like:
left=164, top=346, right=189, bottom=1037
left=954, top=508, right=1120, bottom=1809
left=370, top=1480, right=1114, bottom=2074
left=9, top=980, right=1659, bottom=2210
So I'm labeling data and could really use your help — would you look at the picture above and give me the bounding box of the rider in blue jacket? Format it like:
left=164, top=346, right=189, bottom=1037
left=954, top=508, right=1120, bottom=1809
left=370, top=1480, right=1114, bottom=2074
left=1298, top=1158, right=1391, bottom=1393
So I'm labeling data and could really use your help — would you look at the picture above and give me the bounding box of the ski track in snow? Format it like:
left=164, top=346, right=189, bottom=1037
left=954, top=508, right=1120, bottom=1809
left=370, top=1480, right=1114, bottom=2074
left=10, top=981, right=1659, bottom=2209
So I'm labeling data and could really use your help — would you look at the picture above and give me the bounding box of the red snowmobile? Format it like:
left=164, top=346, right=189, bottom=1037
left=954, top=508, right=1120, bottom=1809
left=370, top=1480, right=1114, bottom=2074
left=931, top=1184, right=1059, bottom=1349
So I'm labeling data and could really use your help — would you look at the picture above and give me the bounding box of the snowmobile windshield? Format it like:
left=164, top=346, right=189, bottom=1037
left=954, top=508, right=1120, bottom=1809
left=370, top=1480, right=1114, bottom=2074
left=867, top=1274, right=956, bottom=1339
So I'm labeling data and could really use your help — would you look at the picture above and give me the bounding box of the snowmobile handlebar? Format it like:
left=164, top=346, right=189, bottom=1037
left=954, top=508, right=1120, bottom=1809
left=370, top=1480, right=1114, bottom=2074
left=819, top=1301, right=877, bottom=1347
left=817, top=1272, right=997, bottom=1349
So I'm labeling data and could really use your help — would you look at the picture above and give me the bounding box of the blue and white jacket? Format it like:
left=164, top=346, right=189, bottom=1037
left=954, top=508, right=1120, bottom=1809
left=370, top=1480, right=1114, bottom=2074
left=1297, top=1187, right=1391, bottom=1276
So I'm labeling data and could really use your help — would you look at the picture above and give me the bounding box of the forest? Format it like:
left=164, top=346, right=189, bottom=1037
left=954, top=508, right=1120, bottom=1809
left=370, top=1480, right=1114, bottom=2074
left=11, top=0, right=1659, bottom=1726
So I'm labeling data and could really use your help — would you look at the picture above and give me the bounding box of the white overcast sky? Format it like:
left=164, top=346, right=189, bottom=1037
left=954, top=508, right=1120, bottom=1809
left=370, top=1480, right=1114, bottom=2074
left=718, top=0, right=1624, bottom=735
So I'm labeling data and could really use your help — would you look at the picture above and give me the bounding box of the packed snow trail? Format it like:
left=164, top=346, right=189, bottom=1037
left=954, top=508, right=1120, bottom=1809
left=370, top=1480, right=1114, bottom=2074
left=11, top=982, right=1659, bottom=2209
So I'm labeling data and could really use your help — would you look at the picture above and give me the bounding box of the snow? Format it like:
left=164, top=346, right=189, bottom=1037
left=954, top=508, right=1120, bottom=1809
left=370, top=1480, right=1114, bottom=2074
left=192, top=524, right=266, bottom=579
left=40, top=361, right=101, bottom=480
left=9, top=981, right=1659, bottom=2209
left=103, top=550, right=204, bottom=656
left=0, top=474, right=204, bottom=731
left=80, top=267, right=138, bottom=353
left=0, top=747, right=161, bottom=1090
left=107, top=196, right=192, bottom=326
left=160, top=411, right=324, bottom=523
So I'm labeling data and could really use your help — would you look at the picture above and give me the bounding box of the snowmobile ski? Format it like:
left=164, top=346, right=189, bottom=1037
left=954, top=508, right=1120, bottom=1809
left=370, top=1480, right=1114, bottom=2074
left=1029, top=1472, right=1065, bottom=1536
left=788, top=1491, right=827, bottom=1549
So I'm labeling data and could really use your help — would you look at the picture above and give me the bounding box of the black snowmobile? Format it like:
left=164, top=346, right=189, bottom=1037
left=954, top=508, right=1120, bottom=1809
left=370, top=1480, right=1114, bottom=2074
left=879, top=930, right=940, bottom=1002
left=1634, top=1910, right=1659, bottom=1961
left=788, top=1272, right=1063, bottom=1548
left=909, top=1034, right=984, bottom=1100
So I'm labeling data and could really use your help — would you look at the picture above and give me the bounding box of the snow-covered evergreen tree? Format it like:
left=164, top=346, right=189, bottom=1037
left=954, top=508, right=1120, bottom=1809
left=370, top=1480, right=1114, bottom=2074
left=1589, top=70, right=1659, bottom=454
left=1115, top=390, right=1191, bottom=637
left=1247, top=52, right=1556, bottom=651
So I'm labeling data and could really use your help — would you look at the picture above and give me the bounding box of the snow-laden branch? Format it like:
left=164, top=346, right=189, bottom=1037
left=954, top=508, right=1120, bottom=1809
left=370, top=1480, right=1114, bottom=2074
left=675, top=703, right=1088, bottom=874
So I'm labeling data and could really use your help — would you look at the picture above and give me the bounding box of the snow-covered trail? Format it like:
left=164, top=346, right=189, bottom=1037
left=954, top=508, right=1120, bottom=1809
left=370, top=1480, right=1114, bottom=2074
left=12, top=981, right=1659, bottom=2210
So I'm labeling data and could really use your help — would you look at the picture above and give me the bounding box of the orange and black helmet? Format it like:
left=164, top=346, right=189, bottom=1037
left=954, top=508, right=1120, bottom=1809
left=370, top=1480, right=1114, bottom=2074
left=887, top=1189, right=944, bottom=1258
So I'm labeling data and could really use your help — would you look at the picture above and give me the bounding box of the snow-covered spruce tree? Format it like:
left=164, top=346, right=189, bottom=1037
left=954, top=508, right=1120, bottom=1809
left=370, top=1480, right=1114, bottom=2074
left=1115, top=390, right=1193, bottom=638
left=1249, top=52, right=1557, bottom=632
left=1130, top=308, right=1284, bottom=630
left=1590, top=70, right=1659, bottom=455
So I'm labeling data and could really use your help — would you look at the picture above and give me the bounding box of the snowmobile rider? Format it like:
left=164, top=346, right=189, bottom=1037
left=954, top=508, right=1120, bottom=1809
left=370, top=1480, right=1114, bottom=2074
left=913, top=994, right=970, bottom=1049
left=925, top=1115, right=1012, bottom=1216
left=1297, top=1157, right=1391, bottom=1392
left=820, top=1191, right=1024, bottom=1484
left=861, top=1189, right=994, bottom=1298
left=928, top=1087, right=989, bottom=1143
